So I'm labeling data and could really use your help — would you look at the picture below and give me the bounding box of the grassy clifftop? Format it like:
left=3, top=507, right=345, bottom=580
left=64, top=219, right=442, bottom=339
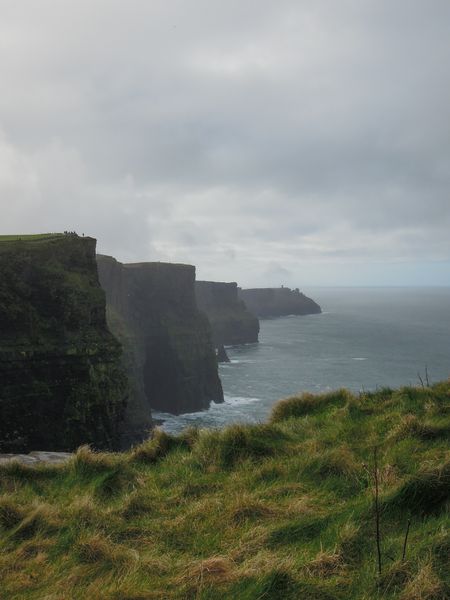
left=0, top=382, right=449, bottom=599
left=0, top=233, right=64, bottom=243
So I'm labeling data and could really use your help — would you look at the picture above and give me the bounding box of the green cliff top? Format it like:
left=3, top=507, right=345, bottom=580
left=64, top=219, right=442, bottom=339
left=0, top=233, right=64, bottom=242
left=1, top=381, right=449, bottom=599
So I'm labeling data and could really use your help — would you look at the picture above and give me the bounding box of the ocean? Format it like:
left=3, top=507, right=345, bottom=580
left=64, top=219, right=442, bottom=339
left=157, top=287, right=450, bottom=434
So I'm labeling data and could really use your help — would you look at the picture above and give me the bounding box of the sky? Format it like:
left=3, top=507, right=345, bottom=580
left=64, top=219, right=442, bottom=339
left=1, top=0, right=449, bottom=287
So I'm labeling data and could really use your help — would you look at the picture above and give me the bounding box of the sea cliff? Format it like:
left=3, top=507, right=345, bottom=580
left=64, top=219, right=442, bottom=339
left=238, top=286, right=321, bottom=318
left=0, top=234, right=127, bottom=453
left=195, top=281, right=259, bottom=346
left=97, top=256, right=223, bottom=419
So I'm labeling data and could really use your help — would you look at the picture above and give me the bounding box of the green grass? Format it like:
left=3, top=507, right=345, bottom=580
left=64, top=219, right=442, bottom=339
left=0, top=382, right=449, bottom=599
left=0, top=233, right=64, bottom=242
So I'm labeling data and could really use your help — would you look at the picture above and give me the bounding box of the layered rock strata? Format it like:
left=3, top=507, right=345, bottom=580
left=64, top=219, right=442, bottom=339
left=195, top=281, right=259, bottom=346
left=0, top=234, right=128, bottom=453
left=97, top=256, right=223, bottom=420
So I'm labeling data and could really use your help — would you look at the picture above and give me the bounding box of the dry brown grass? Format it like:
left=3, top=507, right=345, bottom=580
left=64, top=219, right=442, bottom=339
left=119, top=491, right=154, bottom=518
left=11, top=502, right=61, bottom=540
left=239, top=549, right=296, bottom=579
left=379, top=560, right=414, bottom=594
left=379, top=463, right=401, bottom=488
left=390, top=415, right=446, bottom=441
left=70, top=445, right=122, bottom=473
left=400, top=563, right=448, bottom=600
left=183, top=556, right=236, bottom=585
left=313, top=444, right=361, bottom=478
left=304, top=549, right=345, bottom=578
left=230, top=525, right=271, bottom=562
left=0, top=494, right=25, bottom=529
left=129, top=429, right=174, bottom=463
left=75, top=533, right=139, bottom=570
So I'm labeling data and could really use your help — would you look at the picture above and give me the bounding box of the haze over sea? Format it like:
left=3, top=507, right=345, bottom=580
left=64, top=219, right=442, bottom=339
left=157, top=287, right=450, bottom=434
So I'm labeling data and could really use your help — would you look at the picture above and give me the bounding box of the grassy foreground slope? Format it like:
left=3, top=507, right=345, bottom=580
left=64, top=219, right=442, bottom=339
left=1, top=383, right=449, bottom=600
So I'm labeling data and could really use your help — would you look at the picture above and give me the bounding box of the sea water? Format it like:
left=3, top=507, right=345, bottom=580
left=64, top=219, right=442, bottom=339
left=157, top=287, right=450, bottom=434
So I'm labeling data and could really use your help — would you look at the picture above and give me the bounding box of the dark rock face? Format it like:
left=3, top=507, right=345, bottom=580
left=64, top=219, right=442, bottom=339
left=195, top=281, right=259, bottom=346
left=97, top=256, right=223, bottom=420
left=0, top=235, right=128, bottom=453
left=238, top=287, right=322, bottom=318
left=217, top=344, right=230, bottom=363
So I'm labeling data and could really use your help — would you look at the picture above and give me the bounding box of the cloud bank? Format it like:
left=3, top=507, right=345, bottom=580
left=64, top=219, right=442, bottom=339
left=1, top=0, right=449, bottom=285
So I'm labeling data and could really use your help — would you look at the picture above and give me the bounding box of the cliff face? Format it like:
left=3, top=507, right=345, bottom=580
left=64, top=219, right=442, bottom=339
left=195, top=281, right=259, bottom=346
left=0, top=234, right=128, bottom=453
left=238, top=287, right=321, bottom=318
left=97, top=256, right=223, bottom=418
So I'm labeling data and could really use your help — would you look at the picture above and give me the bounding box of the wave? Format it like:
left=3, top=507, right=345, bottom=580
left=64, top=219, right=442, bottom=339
left=152, top=395, right=261, bottom=422
left=223, top=395, right=261, bottom=406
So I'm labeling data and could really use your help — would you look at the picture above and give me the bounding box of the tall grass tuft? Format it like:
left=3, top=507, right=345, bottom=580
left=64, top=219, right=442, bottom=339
left=271, top=389, right=352, bottom=422
left=0, top=495, right=25, bottom=529
left=129, top=428, right=184, bottom=463
left=389, top=414, right=450, bottom=441
left=192, top=423, right=284, bottom=469
left=385, top=460, right=450, bottom=515
left=70, top=445, right=122, bottom=475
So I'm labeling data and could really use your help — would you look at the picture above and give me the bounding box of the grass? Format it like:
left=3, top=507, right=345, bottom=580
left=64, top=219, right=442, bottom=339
left=0, top=382, right=449, bottom=599
left=0, top=233, right=64, bottom=242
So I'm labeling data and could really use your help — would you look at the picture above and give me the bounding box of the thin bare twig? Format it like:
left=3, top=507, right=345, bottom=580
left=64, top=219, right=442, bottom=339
left=373, top=446, right=382, bottom=577
left=402, top=519, right=411, bottom=561
left=417, top=372, right=425, bottom=389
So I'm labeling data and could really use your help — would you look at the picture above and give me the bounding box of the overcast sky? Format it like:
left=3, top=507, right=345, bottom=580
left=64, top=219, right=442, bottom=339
left=1, top=1, right=449, bottom=286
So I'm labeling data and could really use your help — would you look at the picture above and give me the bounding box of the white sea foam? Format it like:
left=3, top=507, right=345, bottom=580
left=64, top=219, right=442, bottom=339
left=223, top=395, right=261, bottom=406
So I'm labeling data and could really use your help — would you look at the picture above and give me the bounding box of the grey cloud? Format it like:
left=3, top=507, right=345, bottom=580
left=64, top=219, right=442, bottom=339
left=1, top=1, right=449, bottom=285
